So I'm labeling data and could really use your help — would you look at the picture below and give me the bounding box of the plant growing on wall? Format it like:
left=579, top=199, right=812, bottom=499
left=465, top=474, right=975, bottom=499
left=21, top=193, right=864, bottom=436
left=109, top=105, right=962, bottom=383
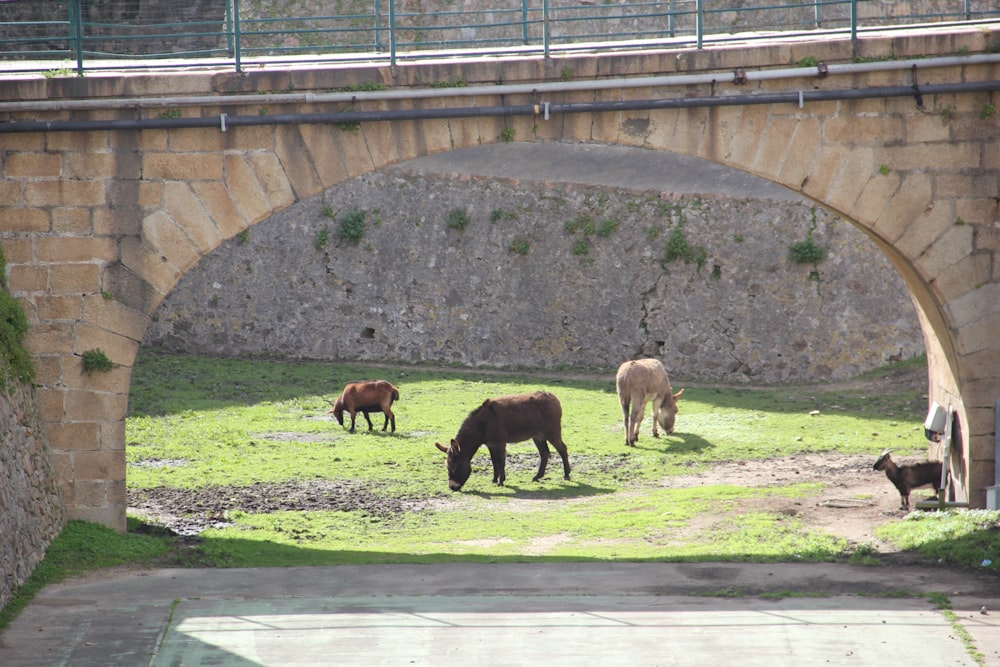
left=565, top=214, right=596, bottom=235
left=789, top=235, right=825, bottom=263
left=335, top=104, right=361, bottom=131
left=330, top=83, right=388, bottom=131
left=562, top=212, right=620, bottom=259
left=597, top=218, right=619, bottom=237
left=428, top=78, right=467, bottom=88
left=0, top=292, right=34, bottom=387
left=509, top=237, right=531, bottom=255
left=341, top=81, right=388, bottom=93
left=446, top=208, right=470, bottom=230
left=662, top=223, right=707, bottom=270
left=338, top=209, right=367, bottom=243
left=0, top=245, right=34, bottom=388
left=789, top=209, right=826, bottom=265
left=491, top=208, right=519, bottom=223
left=571, top=237, right=591, bottom=256
left=81, top=348, right=115, bottom=374
left=313, top=225, right=330, bottom=250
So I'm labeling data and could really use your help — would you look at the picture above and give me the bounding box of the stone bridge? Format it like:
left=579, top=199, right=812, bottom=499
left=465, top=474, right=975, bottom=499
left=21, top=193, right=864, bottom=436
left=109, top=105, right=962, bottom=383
left=2, top=24, right=1000, bottom=529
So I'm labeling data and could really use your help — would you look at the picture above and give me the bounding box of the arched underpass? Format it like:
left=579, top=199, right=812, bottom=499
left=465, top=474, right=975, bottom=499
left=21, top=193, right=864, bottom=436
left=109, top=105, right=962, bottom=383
left=127, top=141, right=932, bottom=541
left=3, top=30, right=999, bottom=530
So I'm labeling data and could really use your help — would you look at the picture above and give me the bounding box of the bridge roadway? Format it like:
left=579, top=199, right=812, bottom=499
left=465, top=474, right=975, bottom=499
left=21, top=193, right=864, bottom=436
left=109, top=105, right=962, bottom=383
left=1, top=562, right=999, bottom=666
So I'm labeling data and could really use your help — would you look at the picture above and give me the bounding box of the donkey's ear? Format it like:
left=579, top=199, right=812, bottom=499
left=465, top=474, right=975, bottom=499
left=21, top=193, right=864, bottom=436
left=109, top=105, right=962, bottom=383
left=435, top=442, right=449, bottom=454
left=673, top=388, right=685, bottom=401
left=450, top=438, right=461, bottom=453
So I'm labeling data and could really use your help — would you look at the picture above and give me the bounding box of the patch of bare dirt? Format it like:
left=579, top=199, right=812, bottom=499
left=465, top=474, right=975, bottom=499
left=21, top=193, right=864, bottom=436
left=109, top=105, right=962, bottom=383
left=664, top=453, right=929, bottom=555
left=127, top=480, right=442, bottom=536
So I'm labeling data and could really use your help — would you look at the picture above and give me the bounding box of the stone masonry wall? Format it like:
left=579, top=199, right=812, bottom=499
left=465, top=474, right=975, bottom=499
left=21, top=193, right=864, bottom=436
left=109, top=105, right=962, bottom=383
left=0, top=379, right=66, bottom=612
left=144, top=161, right=923, bottom=384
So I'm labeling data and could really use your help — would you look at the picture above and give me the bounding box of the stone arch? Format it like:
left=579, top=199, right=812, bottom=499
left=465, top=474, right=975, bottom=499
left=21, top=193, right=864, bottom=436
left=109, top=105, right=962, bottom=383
left=8, top=53, right=997, bottom=530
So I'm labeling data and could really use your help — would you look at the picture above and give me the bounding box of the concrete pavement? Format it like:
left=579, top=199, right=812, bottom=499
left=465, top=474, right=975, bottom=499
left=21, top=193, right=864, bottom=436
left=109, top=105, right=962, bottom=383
left=2, top=562, right=998, bottom=666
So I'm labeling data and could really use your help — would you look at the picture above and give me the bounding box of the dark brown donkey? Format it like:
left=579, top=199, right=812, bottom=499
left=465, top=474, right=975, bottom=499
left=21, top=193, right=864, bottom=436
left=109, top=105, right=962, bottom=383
left=434, top=391, right=572, bottom=491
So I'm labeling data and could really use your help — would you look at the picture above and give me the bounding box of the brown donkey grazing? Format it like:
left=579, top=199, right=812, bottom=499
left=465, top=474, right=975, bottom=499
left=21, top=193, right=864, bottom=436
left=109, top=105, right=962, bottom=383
left=328, top=380, right=400, bottom=433
left=615, top=358, right=684, bottom=447
left=434, top=391, right=572, bottom=491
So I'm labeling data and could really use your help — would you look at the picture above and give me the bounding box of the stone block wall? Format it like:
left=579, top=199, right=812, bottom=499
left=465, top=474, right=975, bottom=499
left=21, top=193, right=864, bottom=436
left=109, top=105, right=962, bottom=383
left=0, top=380, right=66, bottom=612
left=144, top=155, right=923, bottom=384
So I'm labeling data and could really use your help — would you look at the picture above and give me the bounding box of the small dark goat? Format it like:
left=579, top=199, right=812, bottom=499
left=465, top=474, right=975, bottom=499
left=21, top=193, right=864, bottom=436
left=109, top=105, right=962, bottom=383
left=873, top=449, right=943, bottom=511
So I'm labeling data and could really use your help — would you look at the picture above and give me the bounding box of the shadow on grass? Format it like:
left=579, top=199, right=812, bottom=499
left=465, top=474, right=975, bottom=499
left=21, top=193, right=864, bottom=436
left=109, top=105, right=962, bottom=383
left=631, top=431, right=714, bottom=454
left=129, top=350, right=621, bottom=418
left=130, top=351, right=928, bottom=429
left=331, top=427, right=401, bottom=439
left=463, top=481, right=615, bottom=501
left=181, top=534, right=824, bottom=568
left=179, top=527, right=1000, bottom=572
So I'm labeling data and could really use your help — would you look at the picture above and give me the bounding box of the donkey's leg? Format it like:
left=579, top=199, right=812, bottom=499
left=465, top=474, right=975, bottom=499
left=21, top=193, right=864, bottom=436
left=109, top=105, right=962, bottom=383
left=546, top=433, right=572, bottom=481
left=650, top=397, right=661, bottom=438
left=531, top=436, right=551, bottom=481
left=628, top=401, right=645, bottom=446
left=488, top=443, right=507, bottom=486
left=620, top=398, right=632, bottom=447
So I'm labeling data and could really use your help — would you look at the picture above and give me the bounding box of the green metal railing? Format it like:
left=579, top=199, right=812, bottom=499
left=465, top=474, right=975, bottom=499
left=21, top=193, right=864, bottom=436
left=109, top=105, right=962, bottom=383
left=0, top=0, right=997, bottom=76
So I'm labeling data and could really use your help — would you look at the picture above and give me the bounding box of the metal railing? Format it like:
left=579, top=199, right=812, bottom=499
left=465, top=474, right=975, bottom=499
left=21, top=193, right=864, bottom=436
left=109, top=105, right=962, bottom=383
left=0, top=0, right=997, bottom=76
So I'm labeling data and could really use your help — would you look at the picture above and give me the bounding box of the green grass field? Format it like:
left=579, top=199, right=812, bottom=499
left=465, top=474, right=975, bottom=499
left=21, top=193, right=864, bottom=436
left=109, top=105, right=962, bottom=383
left=117, top=351, right=996, bottom=569
left=126, top=352, right=928, bottom=490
